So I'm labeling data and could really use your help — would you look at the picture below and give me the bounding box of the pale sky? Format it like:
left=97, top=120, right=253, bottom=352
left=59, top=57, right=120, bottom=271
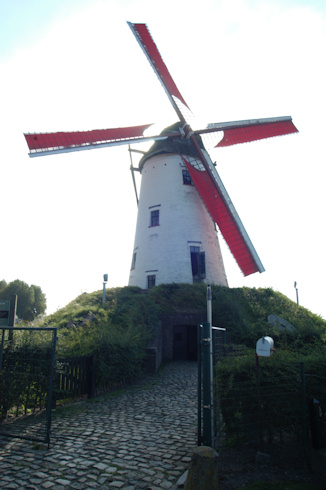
left=1, top=0, right=325, bottom=318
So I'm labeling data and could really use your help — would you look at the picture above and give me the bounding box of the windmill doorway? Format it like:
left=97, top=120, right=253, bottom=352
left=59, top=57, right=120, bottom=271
left=173, top=324, right=198, bottom=361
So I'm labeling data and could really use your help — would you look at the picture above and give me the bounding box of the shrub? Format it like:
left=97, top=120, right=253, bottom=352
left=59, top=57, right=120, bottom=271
left=215, top=347, right=326, bottom=444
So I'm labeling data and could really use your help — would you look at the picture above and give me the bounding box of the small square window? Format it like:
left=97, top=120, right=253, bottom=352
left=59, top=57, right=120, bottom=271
left=182, top=169, right=193, bottom=185
left=147, top=275, right=156, bottom=289
left=150, top=209, right=160, bottom=227
left=131, top=252, right=136, bottom=270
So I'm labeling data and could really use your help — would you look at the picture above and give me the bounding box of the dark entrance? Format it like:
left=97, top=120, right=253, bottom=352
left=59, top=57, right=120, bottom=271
left=173, top=324, right=198, bottom=361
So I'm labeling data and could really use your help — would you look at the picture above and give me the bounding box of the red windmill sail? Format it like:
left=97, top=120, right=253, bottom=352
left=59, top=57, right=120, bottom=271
left=24, top=124, right=155, bottom=156
left=126, top=23, right=297, bottom=276
left=24, top=22, right=298, bottom=278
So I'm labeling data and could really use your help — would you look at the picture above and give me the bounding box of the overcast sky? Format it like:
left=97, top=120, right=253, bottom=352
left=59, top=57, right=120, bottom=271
left=1, top=0, right=325, bottom=319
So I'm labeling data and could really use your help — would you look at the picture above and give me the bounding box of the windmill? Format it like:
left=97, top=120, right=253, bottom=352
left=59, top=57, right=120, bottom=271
left=24, top=22, right=298, bottom=290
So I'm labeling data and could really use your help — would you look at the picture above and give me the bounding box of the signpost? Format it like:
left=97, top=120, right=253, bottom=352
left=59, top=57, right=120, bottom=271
left=0, top=300, right=11, bottom=326
left=0, top=296, right=17, bottom=368
left=0, top=296, right=17, bottom=341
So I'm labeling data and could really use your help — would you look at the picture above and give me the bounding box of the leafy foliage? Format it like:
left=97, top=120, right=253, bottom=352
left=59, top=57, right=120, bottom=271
left=215, top=347, right=326, bottom=445
left=41, top=287, right=159, bottom=357
left=0, top=279, right=46, bottom=320
left=37, top=287, right=161, bottom=389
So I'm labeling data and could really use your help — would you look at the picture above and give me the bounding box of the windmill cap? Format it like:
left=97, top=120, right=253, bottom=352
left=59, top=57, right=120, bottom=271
left=138, top=122, right=205, bottom=171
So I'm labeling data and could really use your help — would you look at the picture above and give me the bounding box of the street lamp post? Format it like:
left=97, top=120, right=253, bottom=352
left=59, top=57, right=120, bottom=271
left=102, top=274, right=108, bottom=305
left=294, top=281, right=299, bottom=306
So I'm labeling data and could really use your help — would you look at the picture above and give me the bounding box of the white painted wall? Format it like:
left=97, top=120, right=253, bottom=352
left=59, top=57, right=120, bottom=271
left=128, top=152, right=228, bottom=289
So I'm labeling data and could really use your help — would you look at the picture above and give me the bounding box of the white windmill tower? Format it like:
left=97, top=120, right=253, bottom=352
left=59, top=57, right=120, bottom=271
left=24, top=23, right=298, bottom=290
left=128, top=124, right=228, bottom=289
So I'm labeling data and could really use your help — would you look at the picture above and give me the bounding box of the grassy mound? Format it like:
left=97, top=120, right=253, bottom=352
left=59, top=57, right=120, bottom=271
left=40, top=283, right=326, bottom=357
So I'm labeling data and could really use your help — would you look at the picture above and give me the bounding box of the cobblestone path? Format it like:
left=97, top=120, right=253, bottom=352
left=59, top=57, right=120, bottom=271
left=0, top=362, right=198, bottom=489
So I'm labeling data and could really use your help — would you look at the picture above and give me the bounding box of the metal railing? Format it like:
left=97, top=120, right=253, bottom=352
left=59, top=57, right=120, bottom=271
left=0, top=327, right=57, bottom=446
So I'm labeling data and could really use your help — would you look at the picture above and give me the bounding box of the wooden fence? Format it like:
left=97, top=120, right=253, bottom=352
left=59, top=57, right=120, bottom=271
left=54, top=355, right=95, bottom=404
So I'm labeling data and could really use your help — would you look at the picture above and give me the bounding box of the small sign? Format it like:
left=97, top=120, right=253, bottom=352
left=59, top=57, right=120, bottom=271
left=0, top=300, right=11, bottom=326
left=256, top=336, right=274, bottom=357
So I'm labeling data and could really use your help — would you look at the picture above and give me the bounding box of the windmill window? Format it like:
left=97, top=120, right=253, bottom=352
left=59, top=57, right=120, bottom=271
left=150, top=209, right=160, bottom=227
left=190, top=246, right=206, bottom=282
left=182, top=169, right=193, bottom=185
left=147, top=274, right=156, bottom=289
left=131, top=252, right=137, bottom=270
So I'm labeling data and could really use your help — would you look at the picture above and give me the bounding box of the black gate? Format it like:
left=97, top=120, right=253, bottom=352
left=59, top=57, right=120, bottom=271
left=0, top=326, right=57, bottom=446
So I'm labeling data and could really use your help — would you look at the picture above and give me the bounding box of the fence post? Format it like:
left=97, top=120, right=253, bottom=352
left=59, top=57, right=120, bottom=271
left=46, top=328, right=57, bottom=447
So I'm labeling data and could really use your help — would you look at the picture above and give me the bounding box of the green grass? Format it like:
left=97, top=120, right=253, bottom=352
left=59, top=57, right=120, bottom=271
left=40, top=283, right=326, bottom=356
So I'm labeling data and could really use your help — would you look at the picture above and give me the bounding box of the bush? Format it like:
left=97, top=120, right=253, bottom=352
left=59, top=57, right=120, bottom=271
left=215, top=347, right=326, bottom=444
left=39, top=288, right=159, bottom=390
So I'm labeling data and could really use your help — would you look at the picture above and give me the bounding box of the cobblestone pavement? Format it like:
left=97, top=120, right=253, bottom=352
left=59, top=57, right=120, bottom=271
left=0, top=362, right=198, bottom=489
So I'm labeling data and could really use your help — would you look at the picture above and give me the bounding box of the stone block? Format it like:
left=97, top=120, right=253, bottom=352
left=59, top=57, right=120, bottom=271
left=184, top=446, right=218, bottom=490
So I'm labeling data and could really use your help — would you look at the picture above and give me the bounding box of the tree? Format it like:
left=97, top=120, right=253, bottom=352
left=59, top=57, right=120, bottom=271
left=0, top=280, right=46, bottom=320
left=31, top=284, right=47, bottom=318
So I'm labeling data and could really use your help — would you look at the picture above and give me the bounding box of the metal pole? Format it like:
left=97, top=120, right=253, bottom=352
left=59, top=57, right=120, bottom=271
left=128, top=145, right=139, bottom=205
left=102, top=274, right=108, bottom=305
left=202, top=321, right=213, bottom=447
left=102, top=283, right=106, bottom=305
left=207, top=285, right=212, bottom=330
left=197, top=324, right=202, bottom=446
left=294, top=281, right=299, bottom=306
left=207, top=285, right=214, bottom=443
